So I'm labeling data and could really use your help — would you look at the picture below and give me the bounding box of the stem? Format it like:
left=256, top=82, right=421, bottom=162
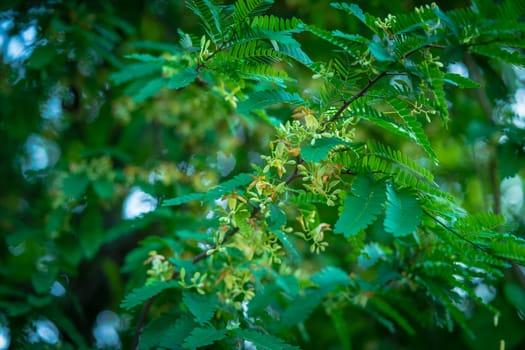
left=401, top=44, right=446, bottom=60
left=132, top=297, right=157, bottom=350
left=196, top=42, right=225, bottom=72
left=285, top=157, right=304, bottom=185
left=328, top=71, right=388, bottom=123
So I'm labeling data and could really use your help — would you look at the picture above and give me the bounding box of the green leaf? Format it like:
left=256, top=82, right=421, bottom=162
left=504, top=283, right=525, bottom=314
left=301, top=137, right=347, bottom=162
left=369, top=42, right=395, bottom=62
left=443, top=73, right=480, bottom=88
left=49, top=309, right=89, bottom=348
left=62, top=173, right=90, bottom=198
left=387, top=98, right=437, bottom=161
left=125, top=53, right=169, bottom=64
left=187, top=0, right=224, bottom=42
left=128, top=40, right=181, bottom=53
left=275, top=274, right=300, bottom=297
left=79, top=206, right=105, bottom=259
left=167, top=69, right=198, bottom=89
left=121, top=281, right=179, bottom=310
left=275, top=42, right=312, bottom=65
left=267, top=203, right=286, bottom=229
left=132, top=77, right=167, bottom=102
left=498, top=142, right=525, bottom=179
left=27, top=294, right=52, bottom=307
left=334, top=175, right=387, bottom=237
left=488, top=235, right=525, bottom=264
left=311, top=266, right=352, bottom=290
left=329, top=309, right=352, bottom=350
left=0, top=300, right=31, bottom=316
left=331, top=3, right=378, bottom=33
left=32, top=266, right=59, bottom=294
left=369, top=297, right=416, bottom=335
left=234, top=328, right=300, bottom=350
left=234, top=0, right=275, bottom=23
left=238, top=90, right=303, bottom=114
left=140, top=314, right=195, bottom=350
left=175, top=229, right=210, bottom=241
left=183, top=291, right=217, bottom=324
left=162, top=173, right=253, bottom=206
left=236, top=209, right=253, bottom=235
left=358, top=242, right=386, bottom=269
left=454, top=212, right=506, bottom=234
left=27, top=45, right=56, bottom=69
left=248, top=284, right=280, bottom=316
left=110, top=63, right=161, bottom=85
left=230, top=41, right=284, bottom=64
left=384, top=185, right=421, bottom=237
left=182, top=326, right=227, bottom=349
left=274, top=230, right=301, bottom=264
left=368, top=142, right=435, bottom=184
left=281, top=291, right=323, bottom=326
left=93, top=178, right=114, bottom=198
left=471, top=45, right=525, bottom=67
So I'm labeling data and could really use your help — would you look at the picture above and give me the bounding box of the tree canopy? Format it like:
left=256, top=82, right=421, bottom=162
left=1, top=0, right=525, bottom=349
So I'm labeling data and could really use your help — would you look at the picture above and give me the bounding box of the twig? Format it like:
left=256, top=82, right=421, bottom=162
left=132, top=37, right=448, bottom=349
left=285, top=157, right=304, bottom=185
left=328, top=70, right=416, bottom=123
left=327, top=43, right=446, bottom=123
left=132, top=297, right=157, bottom=350
left=401, top=43, right=446, bottom=60
left=132, top=205, right=261, bottom=349
left=328, top=71, right=388, bottom=123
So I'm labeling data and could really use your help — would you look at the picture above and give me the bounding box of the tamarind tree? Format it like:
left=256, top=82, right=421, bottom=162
left=1, top=0, right=525, bottom=349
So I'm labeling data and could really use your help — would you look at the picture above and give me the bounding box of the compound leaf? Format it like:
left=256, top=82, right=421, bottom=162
left=235, top=328, right=299, bottom=350
left=121, top=281, right=179, bottom=310
left=334, top=175, right=387, bottom=237
left=182, top=326, right=227, bottom=349
left=384, top=185, right=421, bottom=237
left=183, top=291, right=217, bottom=324
left=301, top=137, right=347, bottom=162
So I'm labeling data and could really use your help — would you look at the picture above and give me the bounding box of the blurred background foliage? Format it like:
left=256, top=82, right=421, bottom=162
left=0, top=0, right=524, bottom=349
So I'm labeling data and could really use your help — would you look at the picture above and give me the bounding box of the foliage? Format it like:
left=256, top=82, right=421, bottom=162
left=1, top=0, right=525, bottom=349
